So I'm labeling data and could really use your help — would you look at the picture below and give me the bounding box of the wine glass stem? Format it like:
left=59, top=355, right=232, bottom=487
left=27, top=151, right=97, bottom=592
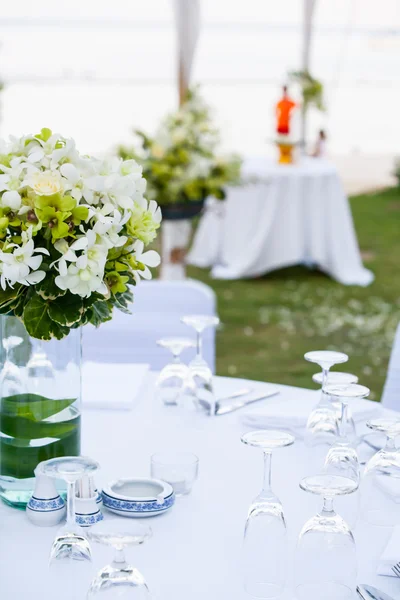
left=66, top=480, right=76, bottom=528
left=261, top=451, right=273, bottom=494
left=321, top=496, right=334, bottom=515
left=338, top=401, right=348, bottom=439
left=196, top=331, right=202, bottom=360
left=386, top=434, right=396, bottom=451
left=112, top=547, right=127, bottom=567
left=321, top=368, right=329, bottom=391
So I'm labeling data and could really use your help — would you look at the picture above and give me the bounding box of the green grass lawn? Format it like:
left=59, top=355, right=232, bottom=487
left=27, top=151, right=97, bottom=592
left=187, top=188, right=400, bottom=399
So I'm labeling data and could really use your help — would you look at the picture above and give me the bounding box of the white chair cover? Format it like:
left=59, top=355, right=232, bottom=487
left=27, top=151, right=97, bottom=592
left=381, top=322, right=400, bottom=412
left=82, top=279, right=217, bottom=372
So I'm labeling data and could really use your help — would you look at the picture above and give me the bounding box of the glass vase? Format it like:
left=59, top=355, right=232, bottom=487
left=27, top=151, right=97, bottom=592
left=0, top=315, right=81, bottom=508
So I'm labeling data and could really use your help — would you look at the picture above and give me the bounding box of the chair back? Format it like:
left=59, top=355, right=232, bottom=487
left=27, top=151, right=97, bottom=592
left=381, top=322, right=400, bottom=411
left=82, top=279, right=217, bottom=372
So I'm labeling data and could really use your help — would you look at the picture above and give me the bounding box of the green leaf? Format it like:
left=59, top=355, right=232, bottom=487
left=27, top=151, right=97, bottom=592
left=23, top=294, right=69, bottom=341
left=0, top=413, right=78, bottom=439
left=113, top=288, right=133, bottom=315
left=36, top=274, right=66, bottom=301
left=89, top=300, right=113, bottom=327
left=1, top=393, right=77, bottom=421
left=0, top=285, right=21, bottom=308
left=0, top=419, right=80, bottom=479
left=48, top=294, right=83, bottom=326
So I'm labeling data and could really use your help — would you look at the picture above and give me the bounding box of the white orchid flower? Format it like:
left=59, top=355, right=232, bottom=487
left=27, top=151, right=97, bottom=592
left=55, top=262, right=107, bottom=298
left=104, top=174, right=136, bottom=210
left=50, top=138, right=79, bottom=168
left=59, top=159, right=103, bottom=205
left=26, top=133, right=62, bottom=165
left=0, top=160, right=36, bottom=210
left=132, top=240, right=160, bottom=283
left=75, top=230, right=108, bottom=274
left=0, top=233, right=49, bottom=290
left=91, top=206, right=128, bottom=248
left=51, top=237, right=88, bottom=276
left=119, top=159, right=143, bottom=180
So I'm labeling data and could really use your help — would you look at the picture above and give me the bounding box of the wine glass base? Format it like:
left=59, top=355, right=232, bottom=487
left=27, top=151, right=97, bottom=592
left=244, top=581, right=284, bottom=599
left=295, top=583, right=353, bottom=600
left=50, top=532, right=92, bottom=563
left=87, top=564, right=150, bottom=598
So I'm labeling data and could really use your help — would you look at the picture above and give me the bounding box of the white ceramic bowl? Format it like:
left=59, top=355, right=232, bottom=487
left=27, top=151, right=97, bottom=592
left=102, top=478, right=175, bottom=518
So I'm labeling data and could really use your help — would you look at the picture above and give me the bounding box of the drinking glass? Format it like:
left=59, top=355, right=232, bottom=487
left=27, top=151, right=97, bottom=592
left=155, top=337, right=195, bottom=406
left=241, top=430, right=295, bottom=598
left=303, top=352, right=348, bottom=462
left=295, top=474, right=358, bottom=600
left=312, top=372, right=358, bottom=387
left=361, top=417, right=400, bottom=526
left=323, top=384, right=370, bottom=484
left=40, top=456, right=99, bottom=565
left=151, top=452, right=199, bottom=496
left=312, top=372, right=359, bottom=443
left=87, top=519, right=152, bottom=599
left=305, top=351, right=349, bottom=389
left=181, top=315, right=220, bottom=415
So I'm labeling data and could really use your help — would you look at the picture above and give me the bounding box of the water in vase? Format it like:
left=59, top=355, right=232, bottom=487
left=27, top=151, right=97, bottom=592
left=0, top=316, right=81, bottom=508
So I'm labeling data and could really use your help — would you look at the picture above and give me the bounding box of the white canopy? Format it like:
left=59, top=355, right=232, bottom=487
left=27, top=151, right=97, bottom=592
left=172, top=0, right=201, bottom=105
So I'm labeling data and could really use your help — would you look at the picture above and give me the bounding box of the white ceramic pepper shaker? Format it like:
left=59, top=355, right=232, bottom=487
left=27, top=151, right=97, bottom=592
left=26, top=465, right=66, bottom=527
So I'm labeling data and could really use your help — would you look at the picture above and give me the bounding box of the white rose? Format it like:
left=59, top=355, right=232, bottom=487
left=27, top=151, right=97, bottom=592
left=27, top=170, right=63, bottom=196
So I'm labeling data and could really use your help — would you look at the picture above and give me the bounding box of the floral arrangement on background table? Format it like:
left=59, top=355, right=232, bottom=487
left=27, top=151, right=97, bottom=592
left=118, top=87, right=241, bottom=220
left=118, top=87, right=241, bottom=279
left=0, top=128, right=161, bottom=507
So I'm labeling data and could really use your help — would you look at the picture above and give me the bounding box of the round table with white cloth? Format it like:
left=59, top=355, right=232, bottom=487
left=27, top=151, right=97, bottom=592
left=1, top=370, right=398, bottom=600
left=187, top=157, right=374, bottom=286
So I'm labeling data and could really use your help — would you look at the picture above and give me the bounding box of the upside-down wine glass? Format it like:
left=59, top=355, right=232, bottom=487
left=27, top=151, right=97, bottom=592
left=40, top=456, right=100, bottom=565
left=155, top=337, right=195, bottom=406
left=361, top=417, right=400, bottom=526
left=295, top=474, right=358, bottom=600
left=323, top=384, right=370, bottom=484
left=241, top=430, right=295, bottom=598
left=181, top=315, right=220, bottom=415
left=303, top=352, right=348, bottom=470
left=312, top=372, right=359, bottom=443
left=87, top=519, right=152, bottom=599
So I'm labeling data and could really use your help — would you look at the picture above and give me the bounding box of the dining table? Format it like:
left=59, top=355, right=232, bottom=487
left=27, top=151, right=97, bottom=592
left=1, top=370, right=399, bottom=600
left=187, top=157, right=374, bottom=287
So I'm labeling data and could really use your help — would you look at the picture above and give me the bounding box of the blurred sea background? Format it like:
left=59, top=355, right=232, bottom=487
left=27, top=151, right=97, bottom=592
left=1, top=0, right=400, bottom=191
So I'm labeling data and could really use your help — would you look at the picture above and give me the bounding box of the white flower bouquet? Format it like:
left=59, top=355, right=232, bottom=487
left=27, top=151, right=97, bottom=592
left=118, top=87, right=241, bottom=211
left=0, top=128, right=161, bottom=340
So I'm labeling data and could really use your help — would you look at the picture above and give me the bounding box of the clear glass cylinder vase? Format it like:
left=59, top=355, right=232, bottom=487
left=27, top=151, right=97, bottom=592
left=0, top=315, right=81, bottom=508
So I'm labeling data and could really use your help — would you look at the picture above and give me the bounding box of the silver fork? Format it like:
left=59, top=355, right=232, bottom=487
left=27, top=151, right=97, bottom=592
left=392, top=562, right=400, bottom=578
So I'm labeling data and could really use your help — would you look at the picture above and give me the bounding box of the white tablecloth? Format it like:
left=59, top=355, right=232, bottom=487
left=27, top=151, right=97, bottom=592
left=187, top=157, right=374, bottom=286
left=1, top=373, right=398, bottom=600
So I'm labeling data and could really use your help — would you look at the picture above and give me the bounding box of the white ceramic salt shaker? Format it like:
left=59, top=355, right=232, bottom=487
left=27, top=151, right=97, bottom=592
left=26, top=465, right=66, bottom=527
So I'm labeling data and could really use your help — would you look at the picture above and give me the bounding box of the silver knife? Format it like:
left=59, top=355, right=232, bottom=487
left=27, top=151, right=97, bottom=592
left=357, top=584, right=396, bottom=600
left=216, top=389, right=280, bottom=415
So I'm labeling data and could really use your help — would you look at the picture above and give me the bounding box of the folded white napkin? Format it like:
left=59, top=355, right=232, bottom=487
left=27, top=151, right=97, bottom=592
left=377, top=526, right=400, bottom=577
left=241, top=389, right=382, bottom=438
left=82, top=362, right=150, bottom=410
